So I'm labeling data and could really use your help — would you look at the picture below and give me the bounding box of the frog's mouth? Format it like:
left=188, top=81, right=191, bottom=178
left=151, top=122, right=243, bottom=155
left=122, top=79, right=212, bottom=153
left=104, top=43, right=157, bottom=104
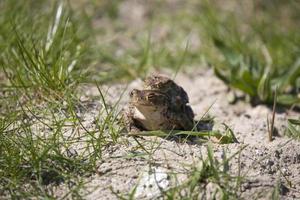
left=131, top=100, right=154, bottom=107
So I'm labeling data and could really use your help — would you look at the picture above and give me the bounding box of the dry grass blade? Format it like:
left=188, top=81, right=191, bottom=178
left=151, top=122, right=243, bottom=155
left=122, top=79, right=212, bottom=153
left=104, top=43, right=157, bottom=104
left=268, top=87, right=278, bottom=142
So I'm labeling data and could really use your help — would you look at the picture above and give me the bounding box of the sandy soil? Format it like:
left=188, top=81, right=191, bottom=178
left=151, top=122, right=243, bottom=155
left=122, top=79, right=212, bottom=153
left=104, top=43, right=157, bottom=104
left=52, top=68, right=300, bottom=199
left=2, top=1, right=299, bottom=199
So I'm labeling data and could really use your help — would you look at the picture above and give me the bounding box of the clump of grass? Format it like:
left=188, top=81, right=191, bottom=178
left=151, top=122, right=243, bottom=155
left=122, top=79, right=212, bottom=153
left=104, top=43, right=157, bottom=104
left=0, top=1, right=124, bottom=198
left=162, top=144, right=246, bottom=199
left=119, top=144, right=246, bottom=199
left=1, top=0, right=94, bottom=100
left=198, top=2, right=300, bottom=107
left=0, top=86, right=123, bottom=198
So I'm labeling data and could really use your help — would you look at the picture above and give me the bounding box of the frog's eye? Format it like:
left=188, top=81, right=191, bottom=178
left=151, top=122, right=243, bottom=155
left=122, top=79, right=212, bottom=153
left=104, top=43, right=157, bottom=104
left=147, top=93, right=156, bottom=100
left=130, top=89, right=139, bottom=97
left=129, top=91, right=134, bottom=97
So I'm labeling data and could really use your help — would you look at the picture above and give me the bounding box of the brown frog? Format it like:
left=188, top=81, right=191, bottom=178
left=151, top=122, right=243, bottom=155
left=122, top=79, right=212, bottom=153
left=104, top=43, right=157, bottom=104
left=124, top=88, right=195, bottom=132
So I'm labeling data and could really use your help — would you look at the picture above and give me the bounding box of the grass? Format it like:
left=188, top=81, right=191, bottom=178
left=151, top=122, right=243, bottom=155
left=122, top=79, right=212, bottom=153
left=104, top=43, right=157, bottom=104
left=163, top=144, right=245, bottom=199
left=0, top=0, right=123, bottom=198
left=123, top=138, right=295, bottom=199
left=118, top=143, right=248, bottom=199
left=0, top=1, right=94, bottom=99
left=0, top=0, right=299, bottom=199
left=0, top=84, right=123, bottom=198
left=126, top=126, right=238, bottom=144
left=0, top=83, right=123, bottom=198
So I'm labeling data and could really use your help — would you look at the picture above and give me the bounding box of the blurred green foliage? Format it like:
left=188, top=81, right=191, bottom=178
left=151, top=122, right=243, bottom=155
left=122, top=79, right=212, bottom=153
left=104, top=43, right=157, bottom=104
left=198, top=1, right=300, bottom=106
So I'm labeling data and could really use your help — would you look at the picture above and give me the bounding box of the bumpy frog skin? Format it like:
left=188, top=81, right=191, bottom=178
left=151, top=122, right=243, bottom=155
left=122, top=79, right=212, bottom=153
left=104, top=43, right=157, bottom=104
left=144, top=74, right=194, bottom=119
left=124, top=75, right=195, bottom=132
left=144, top=74, right=190, bottom=106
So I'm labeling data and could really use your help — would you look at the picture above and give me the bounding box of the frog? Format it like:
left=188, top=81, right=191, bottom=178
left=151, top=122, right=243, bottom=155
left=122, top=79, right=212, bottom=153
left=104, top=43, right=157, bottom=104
left=124, top=89, right=194, bottom=132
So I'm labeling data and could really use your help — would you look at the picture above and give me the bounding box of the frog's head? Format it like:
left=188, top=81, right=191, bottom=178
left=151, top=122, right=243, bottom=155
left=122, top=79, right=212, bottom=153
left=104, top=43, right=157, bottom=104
left=130, top=89, right=169, bottom=110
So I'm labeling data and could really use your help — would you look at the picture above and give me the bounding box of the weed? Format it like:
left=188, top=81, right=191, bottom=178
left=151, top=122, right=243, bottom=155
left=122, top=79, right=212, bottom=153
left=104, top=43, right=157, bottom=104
left=285, top=118, right=300, bottom=140
left=198, top=2, right=300, bottom=107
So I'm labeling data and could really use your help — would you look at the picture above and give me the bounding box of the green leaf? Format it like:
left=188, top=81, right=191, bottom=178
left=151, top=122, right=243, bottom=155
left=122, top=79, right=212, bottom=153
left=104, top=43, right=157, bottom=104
left=277, top=94, right=300, bottom=106
left=257, top=71, right=270, bottom=101
left=213, top=38, right=240, bottom=66
left=286, top=119, right=300, bottom=139
left=213, top=66, right=230, bottom=84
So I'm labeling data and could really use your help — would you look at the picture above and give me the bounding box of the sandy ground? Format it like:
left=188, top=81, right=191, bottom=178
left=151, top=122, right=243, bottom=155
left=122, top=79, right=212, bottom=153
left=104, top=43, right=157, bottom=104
left=2, top=1, right=299, bottom=199
left=52, top=68, right=300, bottom=199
